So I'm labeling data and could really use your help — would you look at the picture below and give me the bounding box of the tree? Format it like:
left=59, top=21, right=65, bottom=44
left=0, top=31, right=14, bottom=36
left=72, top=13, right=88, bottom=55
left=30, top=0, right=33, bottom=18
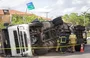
left=62, top=14, right=69, bottom=23
left=11, top=14, right=46, bottom=25
left=11, top=14, right=24, bottom=25
left=85, top=13, right=90, bottom=26
left=62, top=13, right=90, bottom=26
left=0, top=22, right=5, bottom=30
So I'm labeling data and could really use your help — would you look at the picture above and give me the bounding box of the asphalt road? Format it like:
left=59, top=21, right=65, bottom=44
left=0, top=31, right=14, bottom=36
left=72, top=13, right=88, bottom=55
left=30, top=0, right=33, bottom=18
left=1, top=39, right=90, bottom=58
left=34, top=39, right=90, bottom=58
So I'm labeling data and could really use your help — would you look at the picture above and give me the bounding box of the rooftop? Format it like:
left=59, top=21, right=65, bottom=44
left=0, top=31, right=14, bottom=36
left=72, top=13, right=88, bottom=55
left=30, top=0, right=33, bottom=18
left=0, top=9, right=51, bottom=20
left=0, top=9, right=31, bottom=15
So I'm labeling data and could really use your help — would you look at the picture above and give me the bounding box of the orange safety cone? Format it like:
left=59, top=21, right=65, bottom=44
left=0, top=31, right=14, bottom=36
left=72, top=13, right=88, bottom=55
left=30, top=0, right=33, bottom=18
left=80, top=44, right=84, bottom=52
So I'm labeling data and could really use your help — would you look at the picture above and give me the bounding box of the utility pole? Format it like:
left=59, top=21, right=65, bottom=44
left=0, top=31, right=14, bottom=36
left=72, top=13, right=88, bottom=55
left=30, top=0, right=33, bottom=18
left=83, top=12, right=86, bottom=26
left=45, top=12, right=49, bottom=18
left=40, top=11, right=49, bottom=18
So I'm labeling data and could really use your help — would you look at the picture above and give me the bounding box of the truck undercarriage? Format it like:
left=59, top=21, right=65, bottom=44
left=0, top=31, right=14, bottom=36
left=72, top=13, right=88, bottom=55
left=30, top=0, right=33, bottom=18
left=0, top=17, right=87, bottom=56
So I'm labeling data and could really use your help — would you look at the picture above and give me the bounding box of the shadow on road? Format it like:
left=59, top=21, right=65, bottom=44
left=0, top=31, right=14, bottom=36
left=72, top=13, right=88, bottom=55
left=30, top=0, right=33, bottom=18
left=37, top=44, right=90, bottom=56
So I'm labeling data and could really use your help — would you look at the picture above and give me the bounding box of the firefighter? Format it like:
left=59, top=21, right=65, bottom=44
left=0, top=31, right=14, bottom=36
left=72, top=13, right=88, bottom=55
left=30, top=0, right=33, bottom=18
left=56, top=31, right=67, bottom=53
left=69, top=32, right=77, bottom=53
left=56, top=39, right=60, bottom=52
left=59, top=32, right=67, bottom=53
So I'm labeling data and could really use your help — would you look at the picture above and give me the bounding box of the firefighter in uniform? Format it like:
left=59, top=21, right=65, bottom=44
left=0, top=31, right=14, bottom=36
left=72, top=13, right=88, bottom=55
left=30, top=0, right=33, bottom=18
left=59, top=36, right=67, bottom=53
left=56, top=31, right=67, bottom=53
left=69, top=32, right=77, bottom=53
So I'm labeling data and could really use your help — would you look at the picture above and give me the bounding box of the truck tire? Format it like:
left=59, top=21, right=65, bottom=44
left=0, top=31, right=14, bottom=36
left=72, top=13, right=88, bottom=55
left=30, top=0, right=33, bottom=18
left=75, top=45, right=81, bottom=51
left=75, top=44, right=85, bottom=51
left=84, top=39, right=87, bottom=44
left=52, top=17, right=63, bottom=26
left=34, top=44, right=48, bottom=55
left=34, top=48, right=48, bottom=55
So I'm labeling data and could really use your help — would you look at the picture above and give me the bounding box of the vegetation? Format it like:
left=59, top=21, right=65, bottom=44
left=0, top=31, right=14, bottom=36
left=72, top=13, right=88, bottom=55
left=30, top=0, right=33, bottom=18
left=0, top=22, right=10, bottom=31
left=11, top=14, right=46, bottom=25
left=0, top=22, right=5, bottom=31
left=62, top=13, right=90, bottom=26
left=0, top=14, right=46, bottom=29
left=1, top=12, right=90, bottom=30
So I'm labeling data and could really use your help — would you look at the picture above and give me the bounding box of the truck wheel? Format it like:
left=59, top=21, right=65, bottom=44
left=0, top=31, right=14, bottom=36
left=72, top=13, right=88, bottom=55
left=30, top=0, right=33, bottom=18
left=75, top=45, right=81, bottom=51
left=34, top=48, right=48, bottom=55
left=84, top=39, right=87, bottom=44
left=34, top=43, right=48, bottom=55
left=75, top=44, right=85, bottom=51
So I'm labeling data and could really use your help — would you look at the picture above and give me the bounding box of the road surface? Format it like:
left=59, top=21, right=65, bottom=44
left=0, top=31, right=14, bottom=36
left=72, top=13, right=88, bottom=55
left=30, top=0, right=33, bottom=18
left=34, top=39, right=90, bottom=58
left=1, top=39, right=90, bottom=58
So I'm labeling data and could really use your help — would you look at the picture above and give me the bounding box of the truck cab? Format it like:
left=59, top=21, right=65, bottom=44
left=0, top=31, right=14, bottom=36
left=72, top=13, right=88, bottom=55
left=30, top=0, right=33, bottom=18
left=1, top=24, right=32, bottom=56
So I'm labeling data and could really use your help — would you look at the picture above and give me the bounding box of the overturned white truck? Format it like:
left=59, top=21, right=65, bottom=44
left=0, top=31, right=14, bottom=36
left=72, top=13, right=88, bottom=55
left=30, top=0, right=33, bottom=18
left=0, top=17, right=87, bottom=56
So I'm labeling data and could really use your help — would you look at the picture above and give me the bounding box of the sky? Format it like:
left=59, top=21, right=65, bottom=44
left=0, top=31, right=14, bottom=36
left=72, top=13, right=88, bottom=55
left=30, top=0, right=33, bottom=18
left=0, top=0, right=90, bottom=18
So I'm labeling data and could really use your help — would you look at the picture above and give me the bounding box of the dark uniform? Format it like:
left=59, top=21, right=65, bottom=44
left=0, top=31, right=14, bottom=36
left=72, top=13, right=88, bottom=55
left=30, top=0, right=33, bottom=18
left=56, top=32, right=68, bottom=53
left=59, top=36, right=67, bottom=53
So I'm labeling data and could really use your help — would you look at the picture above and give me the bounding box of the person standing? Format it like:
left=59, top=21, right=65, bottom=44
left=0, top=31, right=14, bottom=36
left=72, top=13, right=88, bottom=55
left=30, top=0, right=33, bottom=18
left=59, top=32, right=67, bottom=53
left=56, top=31, right=67, bottom=53
left=69, top=32, right=77, bottom=53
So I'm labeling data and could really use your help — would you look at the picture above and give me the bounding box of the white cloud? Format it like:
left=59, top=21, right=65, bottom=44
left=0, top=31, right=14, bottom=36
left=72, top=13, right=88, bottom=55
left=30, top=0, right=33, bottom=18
left=28, top=7, right=53, bottom=18
left=0, top=0, right=29, bottom=9
left=63, top=7, right=76, bottom=14
left=80, top=6, right=88, bottom=12
left=72, top=0, right=83, bottom=4
left=1, top=0, right=90, bottom=18
left=46, top=0, right=90, bottom=18
left=87, top=0, right=90, bottom=4
left=32, top=8, right=52, bottom=12
left=56, top=0, right=64, bottom=5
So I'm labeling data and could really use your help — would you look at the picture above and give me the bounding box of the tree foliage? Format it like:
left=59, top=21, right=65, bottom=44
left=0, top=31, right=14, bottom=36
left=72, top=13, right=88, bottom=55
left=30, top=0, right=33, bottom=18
left=11, top=14, right=46, bottom=25
left=0, top=14, right=47, bottom=29
left=62, top=13, right=90, bottom=26
left=0, top=22, right=5, bottom=30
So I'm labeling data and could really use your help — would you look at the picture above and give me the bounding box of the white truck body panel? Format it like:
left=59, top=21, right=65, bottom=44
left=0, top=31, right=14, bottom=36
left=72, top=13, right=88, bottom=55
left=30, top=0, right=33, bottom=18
left=8, top=24, right=32, bottom=56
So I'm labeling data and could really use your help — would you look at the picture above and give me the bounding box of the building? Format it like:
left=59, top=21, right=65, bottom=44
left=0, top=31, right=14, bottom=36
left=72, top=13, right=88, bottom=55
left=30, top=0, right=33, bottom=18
left=0, top=9, right=32, bottom=23
left=0, top=9, right=51, bottom=24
